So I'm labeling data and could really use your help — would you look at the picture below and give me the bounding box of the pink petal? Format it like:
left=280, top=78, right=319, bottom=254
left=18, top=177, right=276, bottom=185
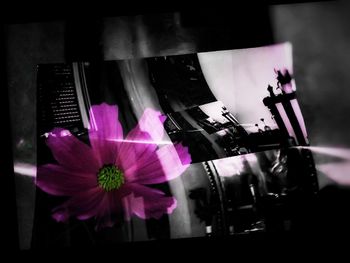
left=99, top=187, right=130, bottom=216
left=36, top=164, right=98, bottom=196
left=136, top=108, right=166, bottom=141
left=88, top=103, right=123, bottom=166
left=159, top=114, right=167, bottom=124
left=52, top=187, right=107, bottom=222
left=116, top=108, right=166, bottom=171
left=124, top=184, right=177, bottom=220
left=46, top=128, right=100, bottom=173
left=94, top=192, right=124, bottom=230
left=117, top=132, right=158, bottom=176
left=124, top=143, right=191, bottom=185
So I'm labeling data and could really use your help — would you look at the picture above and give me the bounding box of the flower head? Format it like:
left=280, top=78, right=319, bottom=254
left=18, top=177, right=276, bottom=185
left=36, top=103, right=191, bottom=229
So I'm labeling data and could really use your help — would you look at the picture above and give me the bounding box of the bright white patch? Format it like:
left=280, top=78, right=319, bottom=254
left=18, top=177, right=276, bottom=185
left=59, top=130, right=71, bottom=137
left=299, top=146, right=350, bottom=161
left=14, top=162, right=37, bottom=178
left=106, top=138, right=173, bottom=145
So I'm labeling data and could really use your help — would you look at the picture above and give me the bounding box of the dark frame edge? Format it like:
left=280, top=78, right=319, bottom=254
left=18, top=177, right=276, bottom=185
left=0, top=23, right=20, bottom=252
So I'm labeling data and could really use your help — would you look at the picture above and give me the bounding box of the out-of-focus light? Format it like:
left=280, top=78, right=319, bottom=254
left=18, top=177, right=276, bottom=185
left=213, top=156, right=245, bottom=177
left=299, top=146, right=350, bottom=161
left=60, top=130, right=71, bottom=137
left=317, top=162, right=350, bottom=186
left=13, top=162, right=37, bottom=178
left=106, top=138, right=173, bottom=145
left=299, top=146, right=350, bottom=186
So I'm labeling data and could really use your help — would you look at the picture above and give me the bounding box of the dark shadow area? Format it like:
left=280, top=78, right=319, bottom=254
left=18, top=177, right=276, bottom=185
left=0, top=24, right=19, bottom=252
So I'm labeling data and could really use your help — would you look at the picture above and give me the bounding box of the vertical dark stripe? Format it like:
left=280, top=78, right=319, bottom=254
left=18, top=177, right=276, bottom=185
left=282, top=99, right=307, bottom=146
left=263, top=97, right=290, bottom=144
left=0, top=23, right=19, bottom=250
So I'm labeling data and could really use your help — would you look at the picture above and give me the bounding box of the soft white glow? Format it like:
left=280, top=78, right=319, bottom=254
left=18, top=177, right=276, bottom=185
left=213, top=155, right=245, bottom=177
left=206, top=226, right=212, bottom=233
left=106, top=138, right=173, bottom=145
left=300, top=146, right=350, bottom=161
left=60, top=130, right=71, bottom=137
left=317, top=161, right=350, bottom=186
left=89, top=111, right=98, bottom=131
left=198, top=50, right=237, bottom=114
left=14, top=162, right=37, bottom=178
left=296, top=146, right=350, bottom=186
left=244, top=153, right=258, bottom=163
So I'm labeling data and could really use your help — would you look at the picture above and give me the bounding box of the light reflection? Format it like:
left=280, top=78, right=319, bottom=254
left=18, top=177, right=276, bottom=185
left=317, top=162, right=350, bottom=186
left=298, top=146, right=350, bottom=186
left=14, top=162, right=37, bottom=178
left=106, top=138, right=173, bottom=145
left=213, top=156, right=245, bottom=177
left=299, top=146, right=350, bottom=161
left=213, top=153, right=259, bottom=177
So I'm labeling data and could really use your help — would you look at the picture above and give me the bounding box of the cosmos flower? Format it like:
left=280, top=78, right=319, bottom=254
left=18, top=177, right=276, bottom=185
left=36, top=103, right=191, bottom=229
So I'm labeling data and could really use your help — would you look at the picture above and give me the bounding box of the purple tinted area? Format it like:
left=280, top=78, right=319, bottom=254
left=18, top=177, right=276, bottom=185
left=36, top=103, right=191, bottom=229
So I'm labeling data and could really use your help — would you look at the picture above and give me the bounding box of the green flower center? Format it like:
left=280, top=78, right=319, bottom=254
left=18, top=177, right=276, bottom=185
left=97, top=164, right=125, bottom=192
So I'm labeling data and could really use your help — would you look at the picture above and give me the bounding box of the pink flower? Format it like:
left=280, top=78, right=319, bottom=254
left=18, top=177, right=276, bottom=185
left=36, top=103, right=191, bottom=230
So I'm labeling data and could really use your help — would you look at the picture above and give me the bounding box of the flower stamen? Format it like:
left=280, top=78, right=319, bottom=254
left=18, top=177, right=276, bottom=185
left=97, top=164, right=124, bottom=192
